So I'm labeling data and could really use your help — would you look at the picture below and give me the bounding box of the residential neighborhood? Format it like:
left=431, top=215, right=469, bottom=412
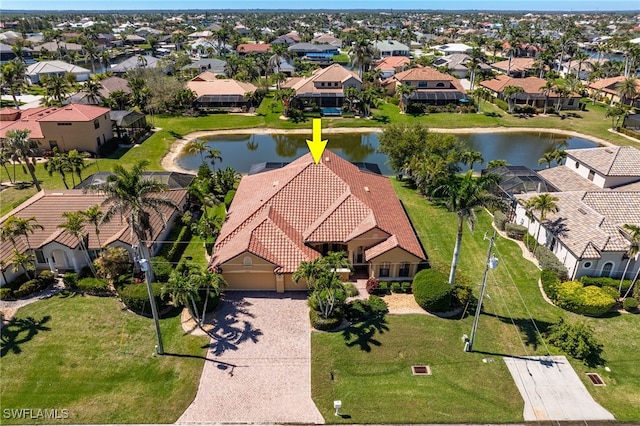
left=0, top=4, right=639, bottom=425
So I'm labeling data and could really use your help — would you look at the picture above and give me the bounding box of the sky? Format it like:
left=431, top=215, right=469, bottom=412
left=1, top=0, right=639, bottom=11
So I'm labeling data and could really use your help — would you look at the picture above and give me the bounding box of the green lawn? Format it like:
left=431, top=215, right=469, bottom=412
left=0, top=294, right=208, bottom=424
left=311, top=179, right=640, bottom=423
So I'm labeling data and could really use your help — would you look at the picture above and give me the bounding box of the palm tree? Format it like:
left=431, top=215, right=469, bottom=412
left=90, top=160, right=181, bottom=354
left=605, top=104, right=627, bottom=130
left=11, top=249, right=35, bottom=279
left=58, top=211, right=96, bottom=277
left=5, top=129, right=41, bottom=191
left=66, top=150, right=88, bottom=186
left=396, top=84, right=415, bottom=113
left=572, top=51, right=591, bottom=79
left=41, top=74, right=70, bottom=106
left=206, top=148, right=223, bottom=172
left=432, top=171, right=505, bottom=284
left=474, top=87, right=490, bottom=113
left=616, top=77, right=638, bottom=106
left=460, top=150, right=484, bottom=170
left=349, top=38, right=376, bottom=79
left=0, top=150, right=14, bottom=184
left=44, top=149, right=70, bottom=189
left=538, top=151, right=556, bottom=169
left=524, top=193, right=559, bottom=244
left=82, top=205, right=104, bottom=252
left=82, top=79, right=102, bottom=105
left=539, top=80, right=555, bottom=115
left=486, top=159, right=509, bottom=169
left=293, top=258, right=323, bottom=288
left=503, top=85, right=524, bottom=113
left=267, top=44, right=291, bottom=87
left=186, top=138, right=209, bottom=164
left=552, top=149, right=567, bottom=166
left=619, top=224, right=640, bottom=294
left=0, top=60, right=27, bottom=109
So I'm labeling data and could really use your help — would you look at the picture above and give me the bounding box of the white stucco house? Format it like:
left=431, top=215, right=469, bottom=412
left=512, top=146, right=640, bottom=280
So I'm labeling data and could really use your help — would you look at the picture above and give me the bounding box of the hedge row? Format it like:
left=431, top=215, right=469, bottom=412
left=534, top=246, right=569, bottom=281
left=580, top=276, right=632, bottom=293
left=75, top=277, right=112, bottom=296
left=1, top=270, right=55, bottom=300
left=505, top=223, right=527, bottom=240
left=309, top=308, right=343, bottom=331
left=166, top=225, right=191, bottom=262
left=493, top=210, right=507, bottom=231
left=554, top=281, right=616, bottom=316
left=118, top=282, right=170, bottom=317
left=541, top=268, right=560, bottom=301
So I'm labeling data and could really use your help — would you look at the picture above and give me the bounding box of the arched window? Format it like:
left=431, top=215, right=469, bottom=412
left=243, top=256, right=253, bottom=267
left=436, top=82, right=445, bottom=88
left=601, top=262, right=613, bottom=277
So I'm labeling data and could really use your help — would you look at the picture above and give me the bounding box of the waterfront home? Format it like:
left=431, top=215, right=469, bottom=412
left=110, top=55, right=161, bottom=75
left=383, top=66, right=467, bottom=106
left=210, top=150, right=426, bottom=292
left=288, top=42, right=339, bottom=62
left=587, top=76, right=640, bottom=107
left=479, top=75, right=581, bottom=110
left=282, top=63, right=362, bottom=110
left=187, top=72, right=258, bottom=111
left=513, top=146, right=640, bottom=280
left=490, top=57, right=537, bottom=78
left=26, top=60, right=90, bottom=84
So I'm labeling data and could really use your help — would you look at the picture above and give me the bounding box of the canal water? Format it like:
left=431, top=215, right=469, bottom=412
left=176, top=131, right=598, bottom=175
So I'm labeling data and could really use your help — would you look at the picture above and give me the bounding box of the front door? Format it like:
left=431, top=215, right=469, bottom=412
left=51, top=249, right=69, bottom=270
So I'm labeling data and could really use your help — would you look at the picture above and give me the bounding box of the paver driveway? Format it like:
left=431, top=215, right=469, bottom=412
left=177, top=291, right=324, bottom=424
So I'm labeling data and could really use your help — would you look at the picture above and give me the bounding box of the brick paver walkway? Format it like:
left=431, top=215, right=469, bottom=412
left=177, top=291, right=324, bottom=424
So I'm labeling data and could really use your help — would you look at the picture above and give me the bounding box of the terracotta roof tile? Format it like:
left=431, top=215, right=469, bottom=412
left=187, top=76, right=257, bottom=97
left=212, top=150, right=425, bottom=273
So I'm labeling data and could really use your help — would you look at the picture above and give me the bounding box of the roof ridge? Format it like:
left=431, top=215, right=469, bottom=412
left=302, top=189, right=353, bottom=241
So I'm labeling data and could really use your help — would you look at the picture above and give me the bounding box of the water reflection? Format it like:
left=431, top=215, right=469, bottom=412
left=176, top=131, right=598, bottom=175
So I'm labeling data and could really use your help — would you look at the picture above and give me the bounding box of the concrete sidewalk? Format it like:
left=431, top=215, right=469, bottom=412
left=504, top=355, right=615, bottom=421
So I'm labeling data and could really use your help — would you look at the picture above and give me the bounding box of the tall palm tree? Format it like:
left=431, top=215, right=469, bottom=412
left=186, top=138, right=208, bottom=164
left=572, top=51, right=591, bottom=79
left=616, top=77, right=638, bottom=106
left=349, top=37, right=376, bottom=79
left=619, top=224, right=640, bottom=294
left=58, top=211, right=96, bottom=277
left=538, top=151, right=556, bottom=169
left=82, top=205, right=104, bottom=252
left=432, top=171, right=505, bottom=284
left=539, top=79, right=555, bottom=115
left=524, top=193, right=559, bottom=243
left=66, top=150, right=88, bottom=185
left=0, top=150, right=14, bottom=184
left=503, top=85, right=524, bottom=113
left=11, top=249, right=35, bottom=280
left=44, top=149, right=70, bottom=189
left=5, top=129, right=41, bottom=191
left=206, top=148, right=223, bottom=172
left=0, top=60, right=27, bottom=109
left=460, top=150, right=484, bottom=170
left=267, top=44, right=291, bottom=87
left=90, top=160, right=180, bottom=354
left=82, top=79, right=102, bottom=105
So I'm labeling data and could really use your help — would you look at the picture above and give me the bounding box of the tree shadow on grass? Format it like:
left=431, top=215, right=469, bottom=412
left=201, top=298, right=263, bottom=356
left=342, top=315, right=389, bottom=352
left=483, top=312, right=554, bottom=352
left=1, top=315, right=52, bottom=357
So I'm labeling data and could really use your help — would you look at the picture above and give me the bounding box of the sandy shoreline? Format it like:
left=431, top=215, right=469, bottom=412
left=160, top=126, right=618, bottom=174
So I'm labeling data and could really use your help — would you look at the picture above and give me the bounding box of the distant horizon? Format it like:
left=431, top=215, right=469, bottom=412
left=1, top=0, right=639, bottom=12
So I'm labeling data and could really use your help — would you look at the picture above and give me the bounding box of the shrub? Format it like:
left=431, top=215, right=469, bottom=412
left=412, top=269, right=452, bottom=312
left=401, top=281, right=412, bottom=294
left=0, top=287, right=14, bottom=300
left=534, top=246, right=568, bottom=281
left=95, top=247, right=132, bottom=279
left=523, top=233, right=537, bottom=251
left=493, top=210, right=507, bottom=231
left=166, top=226, right=191, bottom=262
left=193, top=288, right=221, bottom=313
left=493, top=98, right=509, bottom=111
left=391, top=282, right=402, bottom=293
left=119, top=282, right=170, bottom=316
left=343, top=282, right=359, bottom=297
left=555, top=281, right=616, bottom=316
left=505, top=223, right=528, bottom=240
left=601, top=285, right=619, bottom=300
left=378, top=281, right=389, bottom=295
left=76, top=277, right=111, bottom=295
left=14, top=280, right=39, bottom=298
left=622, top=297, right=638, bottom=312
left=38, top=270, right=55, bottom=287
left=546, top=318, right=603, bottom=366
left=309, top=309, right=343, bottom=331
left=366, top=276, right=379, bottom=294
left=541, top=268, right=561, bottom=301
left=151, top=256, right=173, bottom=282
left=452, top=283, right=474, bottom=308
left=224, top=190, right=236, bottom=209
left=580, top=276, right=632, bottom=293
left=63, top=272, right=78, bottom=289
left=346, top=296, right=388, bottom=323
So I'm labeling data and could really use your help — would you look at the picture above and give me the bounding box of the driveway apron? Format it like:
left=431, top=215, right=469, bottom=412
left=177, top=291, right=324, bottom=424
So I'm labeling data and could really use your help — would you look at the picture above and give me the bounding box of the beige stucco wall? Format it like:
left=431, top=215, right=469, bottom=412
left=347, top=227, right=390, bottom=265
left=368, top=247, right=423, bottom=280
left=219, top=252, right=277, bottom=291
left=38, top=112, right=113, bottom=153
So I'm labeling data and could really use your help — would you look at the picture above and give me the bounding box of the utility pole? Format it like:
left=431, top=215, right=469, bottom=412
left=465, top=231, right=498, bottom=352
left=136, top=244, right=164, bottom=355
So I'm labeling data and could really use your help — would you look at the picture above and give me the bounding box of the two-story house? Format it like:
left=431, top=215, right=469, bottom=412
left=513, top=146, right=640, bottom=280
left=383, top=66, right=467, bottom=106
left=282, top=63, right=362, bottom=110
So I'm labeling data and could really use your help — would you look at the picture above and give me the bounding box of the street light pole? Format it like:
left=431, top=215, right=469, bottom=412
left=466, top=231, right=498, bottom=352
left=136, top=244, right=164, bottom=355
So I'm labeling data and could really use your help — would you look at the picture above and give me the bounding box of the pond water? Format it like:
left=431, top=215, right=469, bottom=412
left=176, top=131, right=599, bottom=175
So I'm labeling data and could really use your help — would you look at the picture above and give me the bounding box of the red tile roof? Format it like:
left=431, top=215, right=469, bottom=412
left=374, top=56, right=411, bottom=71
left=389, top=66, right=466, bottom=92
left=236, top=43, right=271, bottom=53
left=211, top=151, right=426, bottom=273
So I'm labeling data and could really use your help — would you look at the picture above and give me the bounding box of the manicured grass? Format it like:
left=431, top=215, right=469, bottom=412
left=0, top=294, right=208, bottom=424
left=311, top=179, right=640, bottom=423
